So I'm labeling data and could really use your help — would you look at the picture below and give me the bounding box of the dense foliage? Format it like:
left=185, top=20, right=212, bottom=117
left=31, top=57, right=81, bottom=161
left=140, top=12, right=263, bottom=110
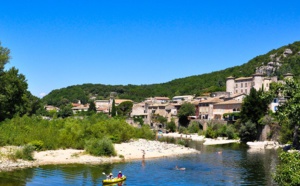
left=238, top=88, right=273, bottom=142
left=271, top=79, right=300, bottom=149
left=274, top=151, right=300, bottom=186
left=177, top=102, right=196, bottom=127
left=0, top=42, right=42, bottom=122
left=42, top=41, right=300, bottom=106
left=0, top=114, right=155, bottom=156
left=205, top=122, right=238, bottom=139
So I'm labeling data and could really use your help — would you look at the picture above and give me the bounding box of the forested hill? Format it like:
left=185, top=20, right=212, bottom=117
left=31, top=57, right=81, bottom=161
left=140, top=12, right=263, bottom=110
left=42, top=41, right=300, bottom=106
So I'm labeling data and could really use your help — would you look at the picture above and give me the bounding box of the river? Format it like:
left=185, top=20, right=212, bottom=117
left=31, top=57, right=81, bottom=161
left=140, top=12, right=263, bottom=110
left=0, top=140, right=279, bottom=186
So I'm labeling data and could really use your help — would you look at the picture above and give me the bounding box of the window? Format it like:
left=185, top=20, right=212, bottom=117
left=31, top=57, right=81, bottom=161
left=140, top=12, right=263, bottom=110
left=236, top=84, right=238, bottom=88
left=245, top=83, right=247, bottom=87
left=241, top=89, right=243, bottom=93
left=235, top=90, right=238, bottom=93
left=245, top=89, right=247, bottom=94
left=241, top=83, right=243, bottom=88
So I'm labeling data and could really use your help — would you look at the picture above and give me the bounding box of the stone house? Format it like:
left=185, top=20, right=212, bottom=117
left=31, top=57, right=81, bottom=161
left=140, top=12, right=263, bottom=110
left=198, top=97, right=223, bottom=120
left=213, top=99, right=242, bottom=120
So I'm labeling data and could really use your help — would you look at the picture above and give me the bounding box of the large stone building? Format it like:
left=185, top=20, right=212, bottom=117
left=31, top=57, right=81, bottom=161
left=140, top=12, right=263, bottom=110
left=226, top=73, right=278, bottom=95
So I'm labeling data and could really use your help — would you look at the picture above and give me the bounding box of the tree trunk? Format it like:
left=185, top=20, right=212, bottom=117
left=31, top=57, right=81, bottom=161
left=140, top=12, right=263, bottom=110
left=293, top=125, right=300, bottom=149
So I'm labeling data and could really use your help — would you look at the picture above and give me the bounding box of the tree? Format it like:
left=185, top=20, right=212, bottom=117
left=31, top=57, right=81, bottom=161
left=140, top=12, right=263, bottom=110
left=111, top=99, right=116, bottom=117
left=271, top=79, right=300, bottom=149
left=0, top=42, right=10, bottom=72
left=116, top=101, right=133, bottom=117
left=88, top=101, right=96, bottom=113
left=58, top=104, right=73, bottom=118
left=274, top=151, right=300, bottom=186
left=0, top=67, right=29, bottom=121
left=240, top=87, right=272, bottom=124
left=239, top=87, right=273, bottom=141
left=166, top=119, right=176, bottom=132
left=177, top=102, right=196, bottom=127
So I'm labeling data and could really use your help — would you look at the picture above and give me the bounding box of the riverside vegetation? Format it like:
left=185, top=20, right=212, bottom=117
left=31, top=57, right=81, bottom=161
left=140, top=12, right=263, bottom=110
left=0, top=114, right=154, bottom=160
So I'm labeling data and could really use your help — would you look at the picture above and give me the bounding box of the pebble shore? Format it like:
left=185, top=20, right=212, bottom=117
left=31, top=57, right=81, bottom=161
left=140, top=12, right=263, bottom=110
left=0, top=138, right=199, bottom=172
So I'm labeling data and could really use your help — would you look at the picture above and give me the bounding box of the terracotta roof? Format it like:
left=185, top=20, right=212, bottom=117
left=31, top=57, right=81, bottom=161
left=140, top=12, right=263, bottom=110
left=235, top=77, right=252, bottom=81
left=200, top=97, right=223, bottom=103
left=155, top=97, right=170, bottom=100
left=115, top=99, right=133, bottom=104
left=215, top=99, right=242, bottom=105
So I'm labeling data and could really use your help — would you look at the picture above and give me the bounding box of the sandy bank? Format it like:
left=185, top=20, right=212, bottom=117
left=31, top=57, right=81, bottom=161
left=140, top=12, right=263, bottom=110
left=161, top=132, right=205, bottom=141
left=0, top=139, right=199, bottom=172
left=161, top=132, right=240, bottom=145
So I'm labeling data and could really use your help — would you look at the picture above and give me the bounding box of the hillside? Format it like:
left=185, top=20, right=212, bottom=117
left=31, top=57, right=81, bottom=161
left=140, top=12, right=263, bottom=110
left=42, top=41, right=300, bottom=106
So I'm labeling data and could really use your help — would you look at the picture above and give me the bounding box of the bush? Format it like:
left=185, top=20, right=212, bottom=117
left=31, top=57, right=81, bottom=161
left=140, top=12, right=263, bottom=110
left=226, top=125, right=238, bottom=139
left=178, top=126, right=188, bottom=134
left=29, top=140, right=44, bottom=151
left=188, top=121, right=200, bottom=133
left=274, top=151, right=300, bottom=186
left=85, top=137, right=116, bottom=156
left=166, top=120, right=176, bottom=132
left=15, top=145, right=35, bottom=161
left=205, top=126, right=217, bottom=138
left=239, top=120, right=257, bottom=142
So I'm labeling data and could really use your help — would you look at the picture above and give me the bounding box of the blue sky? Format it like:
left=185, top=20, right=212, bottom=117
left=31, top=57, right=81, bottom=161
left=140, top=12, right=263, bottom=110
left=1, top=1, right=299, bottom=97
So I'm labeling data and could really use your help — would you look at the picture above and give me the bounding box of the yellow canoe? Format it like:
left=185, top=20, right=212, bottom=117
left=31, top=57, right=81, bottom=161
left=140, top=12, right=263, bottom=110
left=102, top=176, right=126, bottom=185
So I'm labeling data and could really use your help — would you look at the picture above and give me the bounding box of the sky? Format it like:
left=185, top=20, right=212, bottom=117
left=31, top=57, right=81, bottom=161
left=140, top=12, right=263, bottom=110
left=0, top=0, right=299, bottom=98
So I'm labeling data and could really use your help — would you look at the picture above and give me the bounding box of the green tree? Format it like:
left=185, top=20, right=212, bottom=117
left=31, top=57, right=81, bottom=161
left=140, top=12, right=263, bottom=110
left=274, top=151, right=300, bottom=186
left=116, top=101, right=133, bottom=117
left=240, top=87, right=272, bottom=124
left=0, top=42, right=10, bottom=72
left=88, top=101, right=96, bottom=113
left=0, top=67, right=29, bottom=121
left=111, top=99, right=116, bottom=117
left=166, top=119, right=176, bottom=132
left=272, top=79, right=300, bottom=149
left=239, top=87, right=273, bottom=141
left=177, top=102, right=195, bottom=127
left=58, top=104, right=73, bottom=118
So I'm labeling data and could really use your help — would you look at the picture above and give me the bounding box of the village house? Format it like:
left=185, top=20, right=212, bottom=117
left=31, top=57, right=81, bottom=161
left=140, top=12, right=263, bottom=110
left=197, top=97, right=223, bottom=120
left=213, top=99, right=242, bottom=120
left=44, top=105, right=59, bottom=112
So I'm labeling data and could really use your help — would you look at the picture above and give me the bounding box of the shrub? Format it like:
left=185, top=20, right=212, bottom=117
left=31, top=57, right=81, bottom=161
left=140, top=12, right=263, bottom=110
left=177, top=139, right=188, bottom=147
left=239, top=120, right=257, bottom=142
left=178, top=126, right=188, bottom=134
left=85, top=137, right=116, bottom=156
left=188, top=121, right=200, bottom=133
left=226, top=125, right=238, bottom=139
left=274, top=151, right=300, bottom=186
left=15, top=145, right=35, bottom=161
left=166, top=120, right=176, bottom=132
left=29, top=140, right=44, bottom=151
left=205, top=126, right=217, bottom=138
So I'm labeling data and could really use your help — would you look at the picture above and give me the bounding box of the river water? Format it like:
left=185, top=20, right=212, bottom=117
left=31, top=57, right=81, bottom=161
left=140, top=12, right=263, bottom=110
left=0, top=140, right=279, bottom=186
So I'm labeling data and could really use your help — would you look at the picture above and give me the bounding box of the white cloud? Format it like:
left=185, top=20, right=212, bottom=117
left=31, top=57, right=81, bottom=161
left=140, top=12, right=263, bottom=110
left=39, top=92, right=47, bottom=98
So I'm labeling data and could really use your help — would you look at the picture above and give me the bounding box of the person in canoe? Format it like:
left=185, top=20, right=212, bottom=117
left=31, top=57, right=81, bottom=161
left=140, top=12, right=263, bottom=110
left=175, top=165, right=186, bottom=171
left=117, top=171, right=123, bottom=178
left=107, top=173, right=114, bottom=179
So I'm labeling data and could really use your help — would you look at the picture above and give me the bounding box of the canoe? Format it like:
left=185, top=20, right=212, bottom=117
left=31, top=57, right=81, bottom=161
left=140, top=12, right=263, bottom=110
left=102, top=176, right=126, bottom=185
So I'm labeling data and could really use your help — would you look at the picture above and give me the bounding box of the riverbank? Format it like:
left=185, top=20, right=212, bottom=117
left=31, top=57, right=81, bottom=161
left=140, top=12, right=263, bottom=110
left=161, top=132, right=240, bottom=145
left=0, top=139, right=199, bottom=172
